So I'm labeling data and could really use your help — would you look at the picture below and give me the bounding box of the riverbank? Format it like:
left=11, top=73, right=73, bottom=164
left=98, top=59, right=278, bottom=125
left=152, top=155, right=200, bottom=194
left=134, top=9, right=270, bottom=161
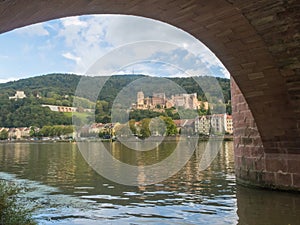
left=0, top=135, right=233, bottom=144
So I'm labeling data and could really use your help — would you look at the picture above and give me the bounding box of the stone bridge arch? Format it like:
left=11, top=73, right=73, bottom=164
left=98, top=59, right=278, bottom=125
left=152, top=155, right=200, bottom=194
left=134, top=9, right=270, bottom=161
left=0, top=0, right=299, bottom=190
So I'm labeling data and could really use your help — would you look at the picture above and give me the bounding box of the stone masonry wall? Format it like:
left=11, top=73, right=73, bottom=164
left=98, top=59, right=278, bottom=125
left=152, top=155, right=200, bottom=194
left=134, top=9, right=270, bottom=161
left=232, top=78, right=300, bottom=191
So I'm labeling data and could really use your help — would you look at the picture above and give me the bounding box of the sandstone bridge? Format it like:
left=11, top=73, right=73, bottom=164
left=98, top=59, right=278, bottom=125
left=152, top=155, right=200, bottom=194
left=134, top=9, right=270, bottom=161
left=0, top=0, right=299, bottom=191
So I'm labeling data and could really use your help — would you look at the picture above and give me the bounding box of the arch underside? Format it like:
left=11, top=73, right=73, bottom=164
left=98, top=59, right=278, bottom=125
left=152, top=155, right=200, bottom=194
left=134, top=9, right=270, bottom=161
left=0, top=0, right=299, bottom=190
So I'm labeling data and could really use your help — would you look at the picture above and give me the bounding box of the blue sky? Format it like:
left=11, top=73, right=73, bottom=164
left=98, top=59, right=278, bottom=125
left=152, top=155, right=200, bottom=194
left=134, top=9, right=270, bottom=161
left=0, top=15, right=230, bottom=83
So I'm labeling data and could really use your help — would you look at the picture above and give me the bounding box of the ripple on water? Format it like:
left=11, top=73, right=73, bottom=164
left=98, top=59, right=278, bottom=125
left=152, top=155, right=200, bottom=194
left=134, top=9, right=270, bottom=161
left=81, top=195, right=129, bottom=201
left=123, top=191, right=142, bottom=196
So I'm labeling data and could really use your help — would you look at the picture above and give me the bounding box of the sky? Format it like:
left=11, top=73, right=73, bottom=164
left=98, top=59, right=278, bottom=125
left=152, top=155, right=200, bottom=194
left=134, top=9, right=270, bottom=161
left=0, top=15, right=230, bottom=83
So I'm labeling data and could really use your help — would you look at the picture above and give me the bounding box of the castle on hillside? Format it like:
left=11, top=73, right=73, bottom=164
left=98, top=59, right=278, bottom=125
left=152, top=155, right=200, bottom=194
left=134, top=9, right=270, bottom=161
left=132, top=91, right=209, bottom=110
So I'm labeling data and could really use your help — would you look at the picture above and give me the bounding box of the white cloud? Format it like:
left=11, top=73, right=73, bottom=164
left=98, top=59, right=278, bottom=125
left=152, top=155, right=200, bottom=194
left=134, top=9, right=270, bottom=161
left=57, top=16, right=111, bottom=73
left=1, top=11, right=233, bottom=81
left=62, top=52, right=81, bottom=64
left=16, top=23, right=49, bottom=36
left=9, top=14, right=229, bottom=78
left=0, top=77, right=19, bottom=83
left=103, top=16, right=190, bottom=46
left=220, top=67, right=230, bottom=79
left=60, top=16, right=88, bottom=27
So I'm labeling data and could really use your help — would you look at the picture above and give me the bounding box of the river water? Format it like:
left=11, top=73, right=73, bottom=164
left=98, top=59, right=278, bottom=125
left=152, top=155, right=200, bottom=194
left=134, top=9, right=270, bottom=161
left=0, top=141, right=299, bottom=225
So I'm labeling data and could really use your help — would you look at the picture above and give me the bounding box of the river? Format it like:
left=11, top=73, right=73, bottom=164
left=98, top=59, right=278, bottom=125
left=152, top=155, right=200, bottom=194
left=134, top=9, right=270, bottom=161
left=0, top=141, right=299, bottom=225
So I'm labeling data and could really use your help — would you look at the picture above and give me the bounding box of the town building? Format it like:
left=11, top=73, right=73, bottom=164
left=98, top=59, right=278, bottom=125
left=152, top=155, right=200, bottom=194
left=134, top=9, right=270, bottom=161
left=210, top=114, right=227, bottom=134
left=88, top=123, right=106, bottom=133
left=42, top=104, right=77, bottom=112
left=9, top=91, right=26, bottom=100
left=6, top=127, right=31, bottom=140
left=195, top=115, right=210, bottom=135
left=195, top=113, right=232, bottom=135
left=173, top=119, right=195, bottom=135
left=226, top=114, right=233, bottom=134
left=41, top=105, right=93, bottom=113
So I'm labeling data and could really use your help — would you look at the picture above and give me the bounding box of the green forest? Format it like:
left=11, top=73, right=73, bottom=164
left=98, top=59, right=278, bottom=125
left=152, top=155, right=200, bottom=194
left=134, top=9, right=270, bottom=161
left=0, top=73, right=231, bottom=128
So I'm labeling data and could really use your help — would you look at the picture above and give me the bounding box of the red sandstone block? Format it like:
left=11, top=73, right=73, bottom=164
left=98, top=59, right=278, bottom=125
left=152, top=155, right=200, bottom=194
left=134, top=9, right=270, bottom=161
left=240, top=168, right=248, bottom=178
left=256, top=60, right=276, bottom=71
left=225, top=40, right=245, bottom=51
left=233, top=129, right=243, bottom=136
left=251, top=147, right=264, bottom=157
left=252, top=139, right=263, bottom=148
left=264, top=147, right=282, bottom=154
left=249, top=170, right=258, bottom=181
left=234, top=137, right=240, bottom=145
left=244, top=40, right=265, bottom=50
left=235, top=168, right=241, bottom=178
left=276, top=172, right=292, bottom=187
left=245, top=147, right=255, bottom=157
left=280, top=68, right=295, bottom=77
left=292, top=174, right=300, bottom=187
left=219, top=13, right=245, bottom=26
left=241, top=62, right=257, bottom=69
left=286, top=148, right=300, bottom=154
left=254, top=158, right=265, bottom=171
left=233, top=120, right=247, bottom=129
left=236, top=102, right=248, bottom=111
left=242, top=35, right=262, bottom=44
left=248, top=72, right=265, bottom=80
left=287, top=159, right=300, bottom=173
left=265, top=157, right=287, bottom=173
left=235, top=155, right=242, bottom=165
left=262, top=172, right=276, bottom=185
left=245, top=157, right=255, bottom=170
left=234, top=147, right=242, bottom=157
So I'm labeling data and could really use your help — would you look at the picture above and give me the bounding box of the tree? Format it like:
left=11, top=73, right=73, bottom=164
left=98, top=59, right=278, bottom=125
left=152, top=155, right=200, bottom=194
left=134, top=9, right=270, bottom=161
left=198, top=102, right=208, bottom=115
left=149, top=117, right=165, bottom=136
left=40, top=126, right=52, bottom=137
left=29, top=126, right=37, bottom=137
left=226, top=103, right=232, bottom=115
left=115, top=124, right=131, bottom=137
left=0, top=129, right=8, bottom=140
left=99, top=115, right=111, bottom=123
left=140, top=118, right=151, bottom=138
left=62, top=125, right=74, bottom=135
left=161, top=116, right=178, bottom=136
left=128, top=119, right=137, bottom=135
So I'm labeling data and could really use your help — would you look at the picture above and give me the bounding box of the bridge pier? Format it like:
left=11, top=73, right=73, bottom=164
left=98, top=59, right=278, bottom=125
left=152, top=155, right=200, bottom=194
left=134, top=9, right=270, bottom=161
left=232, top=79, right=300, bottom=191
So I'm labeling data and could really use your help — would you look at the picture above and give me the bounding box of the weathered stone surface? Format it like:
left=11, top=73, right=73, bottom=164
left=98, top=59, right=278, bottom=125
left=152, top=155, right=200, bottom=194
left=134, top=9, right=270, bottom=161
left=232, top=79, right=300, bottom=191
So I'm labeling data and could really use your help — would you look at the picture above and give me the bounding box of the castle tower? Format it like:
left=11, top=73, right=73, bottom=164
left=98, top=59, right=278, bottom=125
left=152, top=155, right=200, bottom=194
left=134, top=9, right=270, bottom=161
left=137, top=91, right=144, bottom=106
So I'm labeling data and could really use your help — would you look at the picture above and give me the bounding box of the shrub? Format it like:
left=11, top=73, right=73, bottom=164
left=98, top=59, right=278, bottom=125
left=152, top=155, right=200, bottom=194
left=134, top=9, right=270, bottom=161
left=0, top=180, right=36, bottom=225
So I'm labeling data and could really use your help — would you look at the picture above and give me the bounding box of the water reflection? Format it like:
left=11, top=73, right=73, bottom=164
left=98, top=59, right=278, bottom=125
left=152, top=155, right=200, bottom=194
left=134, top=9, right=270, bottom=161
left=237, top=186, right=300, bottom=225
left=0, top=142, right=299, bottom=224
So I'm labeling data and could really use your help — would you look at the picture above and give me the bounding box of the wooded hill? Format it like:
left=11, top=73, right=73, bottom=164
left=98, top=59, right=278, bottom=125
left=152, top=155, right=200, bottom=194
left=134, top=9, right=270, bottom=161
left=0, top=73, right=231, bottom=127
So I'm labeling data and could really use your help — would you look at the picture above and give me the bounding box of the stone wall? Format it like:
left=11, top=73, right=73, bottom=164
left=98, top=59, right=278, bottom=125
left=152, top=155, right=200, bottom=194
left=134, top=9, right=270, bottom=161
left=232, top=79, right=300, bottom=191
